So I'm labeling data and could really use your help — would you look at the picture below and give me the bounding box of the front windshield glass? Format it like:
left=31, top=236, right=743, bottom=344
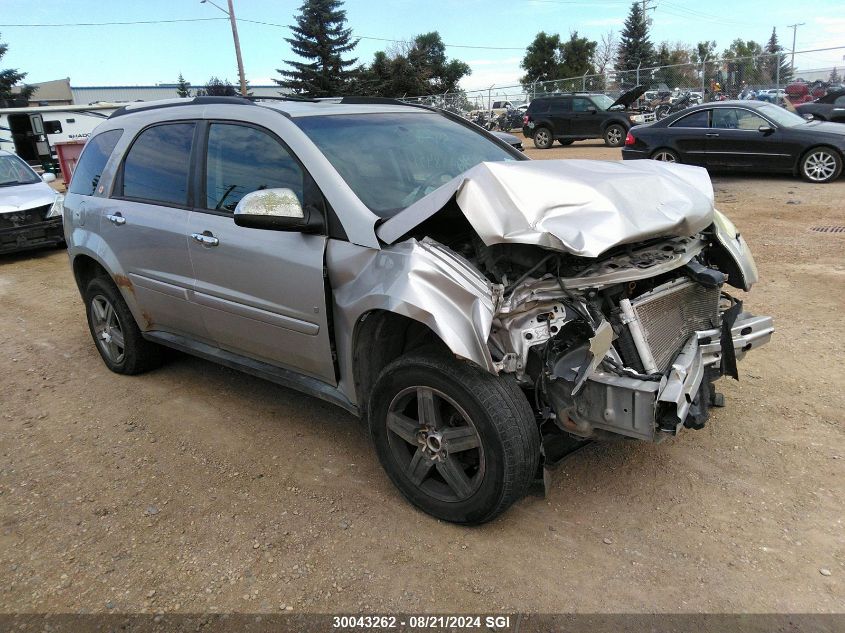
left=592, top=94, right=616, bottom=110
left=295, top=112, right=519, bottom=217
left=0, top=154, right=40, bottom=187
left=758, top=104, right=806, bottom=127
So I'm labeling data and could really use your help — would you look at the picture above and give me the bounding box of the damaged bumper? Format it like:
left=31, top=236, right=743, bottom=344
left=0, top=218, right=64, bottom=255
left=564, top=310, right=774, bottom=443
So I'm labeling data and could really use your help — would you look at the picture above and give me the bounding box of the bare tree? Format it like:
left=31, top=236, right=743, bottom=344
left=593, top=30, right=618, bottom=76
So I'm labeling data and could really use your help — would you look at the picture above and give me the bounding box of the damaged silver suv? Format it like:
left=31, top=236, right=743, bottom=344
left=64, top=96, right=773, bottom=524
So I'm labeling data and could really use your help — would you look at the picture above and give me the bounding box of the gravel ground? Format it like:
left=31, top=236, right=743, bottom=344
left=1, top=142, right=843, bottom=615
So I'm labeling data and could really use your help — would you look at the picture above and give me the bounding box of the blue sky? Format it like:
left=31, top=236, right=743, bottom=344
left=2, top=0, right=843, bottom=95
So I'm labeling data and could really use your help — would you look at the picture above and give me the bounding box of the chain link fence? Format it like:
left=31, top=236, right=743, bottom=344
left=401, top=47, right=845, bottom=114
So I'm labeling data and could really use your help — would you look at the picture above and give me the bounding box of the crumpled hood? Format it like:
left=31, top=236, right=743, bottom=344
left=377, top=159, right=715, bottom=258
left=0, top=182, right=57, bottom=214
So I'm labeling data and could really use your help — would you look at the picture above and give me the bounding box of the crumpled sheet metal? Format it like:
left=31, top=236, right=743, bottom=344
left=379, top=159, right=715, bottom=258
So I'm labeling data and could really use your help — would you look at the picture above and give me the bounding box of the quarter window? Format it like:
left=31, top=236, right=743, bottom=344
left=670, top=110, right=709, bottom=128
left=834, top=95, right=845, bottom=106
left=204, top=123, right=304, bottom=213
left=122, top=123, right=195, bottom=206
left=67, top=129, right=122, bottom=196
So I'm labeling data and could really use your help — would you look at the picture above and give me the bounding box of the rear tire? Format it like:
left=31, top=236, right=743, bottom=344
left=799, top=147, right=842, bottom=183
left=532, top=127, right=553, bottom=149
left=83, top=276, right=164, bottom=375
left=651, top=148, right=680, bottom=163
left=604, top=123, right=626, bottom=147
left=369, top=352, right=540, bottom=524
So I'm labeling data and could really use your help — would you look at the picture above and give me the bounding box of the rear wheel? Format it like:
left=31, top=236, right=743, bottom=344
left=604, top=124, right=626, bottom=147
left=651, top=148, right=680, bottom=163
left=369, top=353, right=540, bottom=524
left=800, top=147, right=842, bottom=183
left=532, top=127, right=553, bottom=149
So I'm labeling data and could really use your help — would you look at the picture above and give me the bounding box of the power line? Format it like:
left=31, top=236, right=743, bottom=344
left=0, top=17, right=228, bottom=27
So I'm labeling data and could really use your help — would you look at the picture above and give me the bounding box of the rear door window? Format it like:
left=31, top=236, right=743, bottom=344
left=68, top=129, right=123, bottom=196
left=122, top=123, right=195, bottom=206
left=549, top=98, right=572, bottom=113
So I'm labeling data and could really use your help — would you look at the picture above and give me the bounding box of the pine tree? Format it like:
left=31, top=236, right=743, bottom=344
left=175, top=73, right=192, bottom=98
left=764, top=28, right=792, bottom=84
left=616, top=2, right=656, bottom=73
left=830, top=67, right=841, bottom=84
left=196, top=77, right=237, bottom=97
left=275, top=0, right=358, bottom=97
left=0, top=34, right=33, bottom=106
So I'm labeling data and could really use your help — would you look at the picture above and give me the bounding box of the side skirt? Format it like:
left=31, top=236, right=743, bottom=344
left=143, top=331, right=359, bottom=416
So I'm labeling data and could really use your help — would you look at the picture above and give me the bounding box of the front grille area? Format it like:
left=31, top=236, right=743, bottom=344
left=630, top=279, right=721, bottom=372
left=0, top=204, right=51, bottom=230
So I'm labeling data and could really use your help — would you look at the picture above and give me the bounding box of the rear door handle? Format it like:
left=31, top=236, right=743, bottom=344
left=191, top=231, right=219, bottom=247
left=106, top=213, right=126, bottom=225
left=705, top=132, right=720, bottom=137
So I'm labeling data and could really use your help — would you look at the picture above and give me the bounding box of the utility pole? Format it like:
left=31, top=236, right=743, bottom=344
left=201, top=0, right=248, bottom=97
left=787, top=23, right=805, bottom=72
left=642, top=0, right=656, bottom=27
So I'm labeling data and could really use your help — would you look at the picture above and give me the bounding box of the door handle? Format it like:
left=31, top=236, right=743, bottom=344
left=191, top=232, right=219, bottom=247
left=705, top=132, right=720, bottom=137
left=106, top=213, right=126, bottom=225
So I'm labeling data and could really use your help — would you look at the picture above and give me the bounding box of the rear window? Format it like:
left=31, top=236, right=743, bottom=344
left=68, top=129, right=122, bottom=196
left=121, top=123, right=195, bottom=206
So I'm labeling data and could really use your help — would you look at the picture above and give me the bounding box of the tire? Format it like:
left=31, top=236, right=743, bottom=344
left=369, top=352, right=540, bottom=524
left=603, top=123, right=626, bottom=147
left=799, top=147, right=842, bottom=183
left=651, top=148, right=680, bottom=163
left=558, top=139, right=575, bottom=146
left=655, top=104, right=672, bottom=120
left=532, top=127, right=553, bottom=149
left=83, top=275, right=163, bottom=375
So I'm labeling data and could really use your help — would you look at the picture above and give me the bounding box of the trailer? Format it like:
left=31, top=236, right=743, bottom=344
left=0, top=103, right=117, bottom=173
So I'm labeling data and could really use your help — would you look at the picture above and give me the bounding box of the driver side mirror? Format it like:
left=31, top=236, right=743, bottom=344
left=233, top=188, right=322, bottom=233
left=586, top=105, right=597, bottom=113
left=41, top=172, right=56, bottom=184
left=757, top=124, right=774, bottom=134
left=802, top=113, right=815, bottom=121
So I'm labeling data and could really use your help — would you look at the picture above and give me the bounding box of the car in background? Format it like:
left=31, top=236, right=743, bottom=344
left=757, top=89, right=786, bottom=103
left=491, top=130, right=524, bottom=151
left=622, top=100, right=845, bottom=183
left=522, top=86, right=650, bottom=149
left=795, top=90, right=845, bottom=123
left=0, top=150, right=64, bottom=254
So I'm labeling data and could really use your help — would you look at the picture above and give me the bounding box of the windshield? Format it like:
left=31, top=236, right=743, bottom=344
left=295, top=112, right=519, bottom=217
left=758, top=104, right=807, bottom=127
left=593, top=94, right=617, bottom=110
left=0, top=155, right=41, bottom=187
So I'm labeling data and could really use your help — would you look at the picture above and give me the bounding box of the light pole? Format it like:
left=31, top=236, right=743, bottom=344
left=787, top=23, right=805, bottom=73
left=201, top=0, right=247, bottom=96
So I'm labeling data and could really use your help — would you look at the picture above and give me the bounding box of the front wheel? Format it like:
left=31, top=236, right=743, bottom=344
left=532, top=127, right=553, bottom=149
left=800, top=147, right=842, bottom=183
left=369, top=353, right=540, bottom=524
left=604, top=123, right=626, bottom=147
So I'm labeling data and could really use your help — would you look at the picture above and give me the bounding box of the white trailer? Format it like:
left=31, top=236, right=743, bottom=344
left=0, top=103, right=116, bottom=169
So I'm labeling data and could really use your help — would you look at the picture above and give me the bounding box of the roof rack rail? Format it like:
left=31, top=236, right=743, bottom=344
left=338, top=96, right=434, bottom=110
left=108, top=95, right=253, bottom=119
left=246, top=95, right=319, bottom=103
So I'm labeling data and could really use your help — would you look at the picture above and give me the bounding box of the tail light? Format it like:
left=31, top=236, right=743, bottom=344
left=523, top=115, right=529, bottom=125
left=624, top=132, right=635, bottom=146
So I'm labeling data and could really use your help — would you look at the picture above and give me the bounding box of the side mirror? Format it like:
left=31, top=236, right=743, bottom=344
left=757, top=124, right=774, bottom=134
left=586, top=105, right=597, bottom=113
left=41, top=173, right=56, bottom=183
left=233, top=188, right=322, bottom=232
left=802, top=113, right=814, bottom=121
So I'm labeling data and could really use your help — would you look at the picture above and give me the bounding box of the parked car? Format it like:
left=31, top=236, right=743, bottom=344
left=522, top=86, right=651, bottom=149
left=623, top=100, right=845, bottom=183
left=0, top=149, right=64, bottom=254
left=795, top=90, right=845, bottom=123
left=64, top=96, right=772, bottom=524
left=491, top=130, right=524, bottom=151
left=756, top=89, right=785, bottom=103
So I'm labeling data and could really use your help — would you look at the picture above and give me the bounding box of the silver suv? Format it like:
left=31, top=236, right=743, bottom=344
left=64, top=96, right=773, bottom=524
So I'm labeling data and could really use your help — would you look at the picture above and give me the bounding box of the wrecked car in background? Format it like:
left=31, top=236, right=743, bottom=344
left=63, top=96, right=773, bottom=525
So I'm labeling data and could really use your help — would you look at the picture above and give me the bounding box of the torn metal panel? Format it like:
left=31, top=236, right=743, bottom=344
left=378, top=159, right=715, bottom=258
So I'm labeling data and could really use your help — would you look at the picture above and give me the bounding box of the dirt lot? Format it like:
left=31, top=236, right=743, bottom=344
left=1, top=142, right=843, bottom=615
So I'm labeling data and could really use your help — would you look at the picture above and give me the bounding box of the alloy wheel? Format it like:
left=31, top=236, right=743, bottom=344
left=653, top=150, right=677, bottom=163
left=535, top=129, right=550, bottom=147
left=606, top=126, right=623, bottom=146
left=803, top=150, right=837, bottom=182
left=90, top=294, right=125, bottom=364
left=386, top=386, right=485, bottom=503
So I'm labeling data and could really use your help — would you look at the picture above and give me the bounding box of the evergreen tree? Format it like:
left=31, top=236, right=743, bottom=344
left=764, top=28, right=792, bottom=83
left=617, top=2, right=656, bottom=72
left=0, top=34, right=33, bottom=107
left=175, top=73, right=192, bottom=98
left=197, top=77, right=237, bottom=97
left=830, top=67, right=841, bottom=84
left=275, top=0, right=358, bottom=97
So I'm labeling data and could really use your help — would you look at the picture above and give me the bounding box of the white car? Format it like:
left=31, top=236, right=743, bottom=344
left=0, top=150, right=64, bottom=254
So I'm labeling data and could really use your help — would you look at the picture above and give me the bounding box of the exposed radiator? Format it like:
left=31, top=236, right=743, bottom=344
left=625, top=279, right=721, bottom=373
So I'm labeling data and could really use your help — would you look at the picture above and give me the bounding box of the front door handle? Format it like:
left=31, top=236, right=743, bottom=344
left=705, top=132, right=720, bottom=137
left=106, top=213, right=126, bottom=226
left=191, top=231, right=219, bottom=247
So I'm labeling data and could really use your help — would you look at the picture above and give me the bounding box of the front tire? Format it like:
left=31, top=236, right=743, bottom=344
left=799, top=147, right=842, bottom=183
left=604, top=123, right=626, bottom=147
left=83, top=276, right=163, bottom=375
left=532, top=127, right=553, bottom=149
left=369, top=353, right=540, bottom=524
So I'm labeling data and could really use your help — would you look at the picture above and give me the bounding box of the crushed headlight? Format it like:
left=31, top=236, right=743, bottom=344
left=46, top=193, right=64, bottom=219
